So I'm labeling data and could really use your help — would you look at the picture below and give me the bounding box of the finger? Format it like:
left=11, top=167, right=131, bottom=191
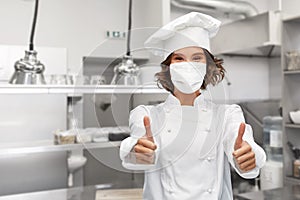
left=233, top=142, right=251, bottom=157
left=134, top=144, right=155, bottom=154
left=234, top=123, right=246, bottom=150
left=134, top=146, right=155, bottom=158
left=239, top=158, right=256, bottom=171
left=136, top=156, right=152, bottom=164
left=236, top=151, right=255, bottom=164
left=244, top=162, right=256, bottom=172
left=137, top=139, right=157, bottom=150
left=136, top=157, right=153, bottom=164
left=143, top=116, right=154, bottom=142
left=135, top=153, right=155, bottom=164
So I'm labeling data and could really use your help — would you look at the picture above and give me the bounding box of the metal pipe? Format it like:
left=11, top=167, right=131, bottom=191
left=29, top=0, right=39, bottom=51
left=171, top=0, right=258, bottom=18
left=126, top=0, right=132, bottom=56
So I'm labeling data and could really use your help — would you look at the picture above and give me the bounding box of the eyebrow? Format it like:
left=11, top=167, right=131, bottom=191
left=173, top=53, right=184, bottom=57
left=192, top=52, right=205, bottom=56
left=173, top=52, right=205, bottom=57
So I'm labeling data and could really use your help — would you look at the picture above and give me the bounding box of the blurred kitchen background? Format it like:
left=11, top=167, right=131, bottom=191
left=0, top=0, right=300, bottom=199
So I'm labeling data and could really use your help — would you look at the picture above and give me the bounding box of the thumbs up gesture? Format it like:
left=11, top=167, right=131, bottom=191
left=133, top=116, right=157, bottom=164
left=232, top=123, right=256, bottom=172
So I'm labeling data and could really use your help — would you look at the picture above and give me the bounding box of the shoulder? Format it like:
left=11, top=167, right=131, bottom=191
left=208, top=102, right=243, bottom=119
left=221, top=104, right=244, bottom=122
left=224, top=104, right=242, bottom=114
left=212, top=102, right=242, bottom=113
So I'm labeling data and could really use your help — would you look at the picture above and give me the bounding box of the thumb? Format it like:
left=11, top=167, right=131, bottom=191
left=234, top=123, right=246, bottom=150
left=143, top=116, right=154, bottom=142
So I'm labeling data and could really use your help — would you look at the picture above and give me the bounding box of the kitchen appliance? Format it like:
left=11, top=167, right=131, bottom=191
left=111, top=55, right=139, bottom=85
left=260, top=161, right=283, bottom=190
left=111, top=0, right=140, bottom=85
left=261, top=116, right=283, bottom=190
left=9, top=0, right=46, bottom=84
left=263, top=116, right=283, bottom=162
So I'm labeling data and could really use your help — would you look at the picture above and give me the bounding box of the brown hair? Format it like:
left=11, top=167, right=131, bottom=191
left=155, top=48, right=225, bottom=93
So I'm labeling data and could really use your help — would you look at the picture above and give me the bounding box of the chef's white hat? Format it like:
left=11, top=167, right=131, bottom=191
left=144, top=12, right=221, bottom=59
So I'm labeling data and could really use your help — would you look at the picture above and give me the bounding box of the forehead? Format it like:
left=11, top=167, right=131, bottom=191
left=173, top=46, right=204, bottom=55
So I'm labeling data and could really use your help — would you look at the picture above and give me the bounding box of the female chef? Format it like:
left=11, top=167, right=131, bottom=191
left=119, top=12, right=266, bottom=200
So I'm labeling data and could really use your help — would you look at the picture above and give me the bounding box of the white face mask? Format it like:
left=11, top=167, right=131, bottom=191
left=170, top=62, right=206, bottom=94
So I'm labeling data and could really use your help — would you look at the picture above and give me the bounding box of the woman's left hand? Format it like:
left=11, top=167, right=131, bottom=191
left=232, top=123, right=256, bottom=172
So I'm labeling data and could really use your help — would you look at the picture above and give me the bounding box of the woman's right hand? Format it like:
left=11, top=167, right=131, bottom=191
left=133, top=116, right=157, bottom=164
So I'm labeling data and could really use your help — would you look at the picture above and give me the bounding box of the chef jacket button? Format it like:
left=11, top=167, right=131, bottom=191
left=202, top=108, right=207, bottom=112
left=206, top=157, right=212, bottom=161
left=207, top=188, right=212, bottom=193
left=167, top=129, right=171, bottom=133
left=168, top=189, right=174, bottom=193
left=165, top=108, right=170, bottom=113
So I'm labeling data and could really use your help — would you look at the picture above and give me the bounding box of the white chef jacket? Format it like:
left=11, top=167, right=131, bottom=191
left=120, top=94, right=266, bottom=200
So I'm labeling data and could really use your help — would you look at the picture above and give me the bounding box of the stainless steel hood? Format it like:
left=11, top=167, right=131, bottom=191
left=211, top=11, right=281, bottom=57
left=171, top=0, right=258, bottom=18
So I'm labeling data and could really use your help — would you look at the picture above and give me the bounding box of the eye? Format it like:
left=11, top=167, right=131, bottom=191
left=192, top=56, right=203, bottom=61
left=171, top=55, right=185, bottom=63
left=174, top=56, right=184, bottom=61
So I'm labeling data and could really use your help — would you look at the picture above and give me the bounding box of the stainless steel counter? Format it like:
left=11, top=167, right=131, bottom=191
left=0, top=186, right=96, bottom=200
left=0, top=186, right=143, bottom=200
left=2, top=185, right=300, bottom=200
left=0, top=140, right=121, bottom=158
left=237, top=185, right=300, bottom=200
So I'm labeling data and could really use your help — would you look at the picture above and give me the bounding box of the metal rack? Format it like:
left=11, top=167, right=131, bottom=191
left=0, top=140, right=121, bottom=158
left=0, top=84, right=167, bottom=153
left=281, top=10, right=300, bottom=184
left=0, top=85, right=167, bottom=95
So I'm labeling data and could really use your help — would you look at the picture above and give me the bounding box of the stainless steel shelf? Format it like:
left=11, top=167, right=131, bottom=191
left=0, top=140, right=121, bottom=157
left=285, top=176, right=300, bottom=184
left=283, top=70, right=300, bottom=75
left=282, top=14, right=300, bottom=186
left=0, top=85, right=168, bottom=95
left=282, top=15, right=300, bottom=23
left=285, top=123, right=300, bottom=128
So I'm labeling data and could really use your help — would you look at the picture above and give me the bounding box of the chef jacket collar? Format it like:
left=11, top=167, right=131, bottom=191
left=164, top=93, right=211, bottom=111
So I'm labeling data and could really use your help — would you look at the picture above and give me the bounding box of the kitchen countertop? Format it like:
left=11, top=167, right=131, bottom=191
left=0, top=186, right=96, bottom=200
left=0, top=186, right=143, bottom=200
left=0, top=140, right=121, bottom=158
left=1, top=185, right=300, bottom=200
left=236, top=185, right=300, bottom=200
left=95, top=188, right=142, bottom=200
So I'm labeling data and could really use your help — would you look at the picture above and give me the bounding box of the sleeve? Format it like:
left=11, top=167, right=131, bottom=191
left=223, top=104, right=266, bottom=179
left=119, top=105, right=159, bottom=170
